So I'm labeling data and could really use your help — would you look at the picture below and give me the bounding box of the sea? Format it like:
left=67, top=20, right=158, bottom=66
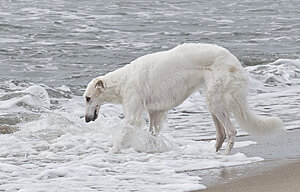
left=0, top=0, right=299, bottom=191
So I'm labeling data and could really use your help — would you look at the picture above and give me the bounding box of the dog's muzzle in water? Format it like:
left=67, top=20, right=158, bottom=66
left=85, top=109, right=98, bottom=122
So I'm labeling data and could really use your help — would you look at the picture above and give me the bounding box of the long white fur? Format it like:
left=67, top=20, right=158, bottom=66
left=84, top=43, right=284, bottom=154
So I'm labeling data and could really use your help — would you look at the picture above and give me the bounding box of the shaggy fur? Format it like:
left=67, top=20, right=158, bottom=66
left=84, top=43, right=283, bottom=154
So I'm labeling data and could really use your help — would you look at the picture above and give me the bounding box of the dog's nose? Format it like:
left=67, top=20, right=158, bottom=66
left=85, top=116, right=92, bottom=123
left=85, top=114, right=98, bottom=123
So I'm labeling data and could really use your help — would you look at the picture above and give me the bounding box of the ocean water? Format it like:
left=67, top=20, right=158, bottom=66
left=0, top=0, right=299, bottom=191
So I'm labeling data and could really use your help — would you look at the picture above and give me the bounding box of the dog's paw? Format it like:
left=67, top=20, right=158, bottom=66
left=150, top=130, right=158, bottom=136
left=108, top=147, right=120, bottom=154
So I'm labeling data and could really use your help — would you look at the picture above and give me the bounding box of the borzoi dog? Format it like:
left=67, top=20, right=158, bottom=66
left=84, top=43, right=283, bottom=154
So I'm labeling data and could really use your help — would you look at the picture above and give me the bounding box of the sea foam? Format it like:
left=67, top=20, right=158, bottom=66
left=1, top=59, right=300, bottom=191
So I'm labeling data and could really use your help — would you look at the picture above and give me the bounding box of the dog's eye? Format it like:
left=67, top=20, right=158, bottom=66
left=86, top=97, right=91, bottom=102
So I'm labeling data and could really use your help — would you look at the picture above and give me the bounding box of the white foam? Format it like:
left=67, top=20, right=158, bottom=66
left=24, top=85, right=50, bottom=109
left=57, top=85, right=71, bottom=92
left=0, top=107, right=263, bottom=192
left=0, top=38, right=23, bottom=43
left=245, top=59, right=300, bottom=86
left=0, top=85, right=50, bottom=113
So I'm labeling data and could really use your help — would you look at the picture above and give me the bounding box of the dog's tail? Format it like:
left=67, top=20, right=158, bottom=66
left=233, top=106, right=283, bottom=135
left=217, top=53, right=285, bottom=135
left=228, top=88, right=284, bottom=135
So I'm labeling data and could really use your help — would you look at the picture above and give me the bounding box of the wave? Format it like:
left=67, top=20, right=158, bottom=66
left=0, top=85, right=50, bottom=112
left=0, top=84, right=50, bottom=128
left=245, top=59, right=300, bottom=86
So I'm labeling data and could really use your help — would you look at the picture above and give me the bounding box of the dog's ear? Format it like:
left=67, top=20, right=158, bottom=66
left=95, top=79, right=105, bottom=90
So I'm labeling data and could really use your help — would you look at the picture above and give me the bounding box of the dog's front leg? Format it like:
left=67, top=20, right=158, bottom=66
left=149, top=112, right=155, bottom=135
left=109, top=100, right=144, bottom=153
left=109, top=123, right=132, bottom=154
left=148, top=111, right=166, bottom=136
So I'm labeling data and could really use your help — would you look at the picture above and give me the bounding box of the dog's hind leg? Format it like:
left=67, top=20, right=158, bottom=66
left=214, top=111, right=236, bottom=155
left=206, top=84, right=237, bottom=154
left=209, top=106, right=237, bottom=154
left=148, top=111, right=166, bottom=136
left=211, top=113, right=226, bottom=152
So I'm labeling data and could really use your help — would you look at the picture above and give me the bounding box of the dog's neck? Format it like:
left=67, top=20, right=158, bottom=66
left=101, top=66, right=128, bottom=104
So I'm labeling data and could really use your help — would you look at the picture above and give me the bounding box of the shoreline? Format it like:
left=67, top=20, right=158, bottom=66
left=199, top=159, right=300, bottom=192
left=195, top=128, right=300, bottom=192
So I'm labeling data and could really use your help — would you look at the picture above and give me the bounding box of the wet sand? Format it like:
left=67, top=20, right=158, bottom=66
left=200, top=160, right=300, bottom=192
left=195, top=129, right=300, bottom=192
left=0, top=125, right=19, bottom=134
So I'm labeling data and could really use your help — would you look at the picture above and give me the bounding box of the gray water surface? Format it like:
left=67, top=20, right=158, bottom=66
left=1, top=0, right=299, bottom=90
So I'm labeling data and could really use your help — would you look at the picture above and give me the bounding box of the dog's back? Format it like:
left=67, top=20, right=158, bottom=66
left=127, top=43, right=241, bottom=111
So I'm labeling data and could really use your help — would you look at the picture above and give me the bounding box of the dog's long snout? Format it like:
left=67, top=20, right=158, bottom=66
left=85, top=109, right=98, bottom=123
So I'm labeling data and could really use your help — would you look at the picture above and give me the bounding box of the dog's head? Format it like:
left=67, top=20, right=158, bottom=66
left=84, top=77, right=106, bottom=122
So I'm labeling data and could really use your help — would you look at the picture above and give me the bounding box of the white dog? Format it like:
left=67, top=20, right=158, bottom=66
left=84, top=43, right=283, bottom=154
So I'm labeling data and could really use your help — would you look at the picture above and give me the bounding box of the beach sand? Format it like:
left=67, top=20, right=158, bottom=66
left=195, top=129, right=300, bottom=192
left=200, top=160, right=300, bottom=192
left=0, top=125, right=19, bottom=134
